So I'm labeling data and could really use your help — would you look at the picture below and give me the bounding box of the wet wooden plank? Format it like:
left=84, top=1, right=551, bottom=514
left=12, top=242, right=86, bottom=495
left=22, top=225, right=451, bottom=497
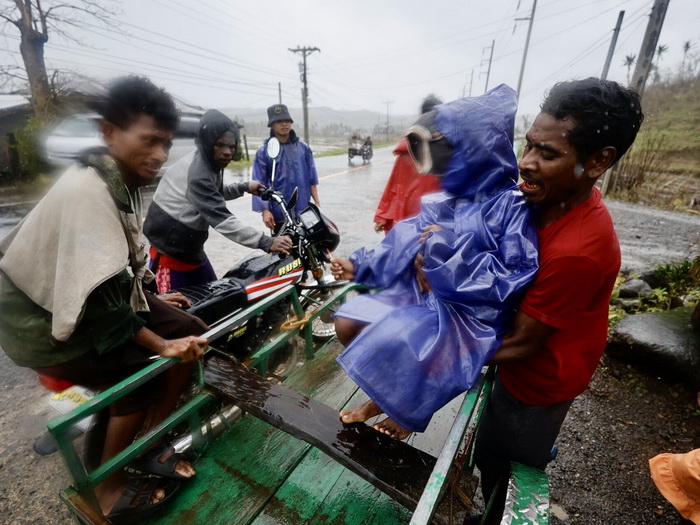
left=250, top=388, right=413, bottom=525
left=147, top=339, right=360, bottom=525
left=59, top=488, right=110, bottom=525
left=204, top=353, right=438, bottom=511
left=251, top=444, right=411, bottom=525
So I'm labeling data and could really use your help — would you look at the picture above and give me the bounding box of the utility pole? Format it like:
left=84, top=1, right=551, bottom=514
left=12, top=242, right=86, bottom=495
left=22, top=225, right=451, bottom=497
left=600, top=10, right=626, bottom=196
left=515, top=0, right=537, bottom=99
left=278, top=82, right=282, bottom=104
left=461, top=70, right=474, bottom=98
left=601, top=11, right=625, bottom=80
left=481, top=40, right=495, bottom=93
left=384, top=101, right=392, bottom=143
left=289, top=46, right=320, bottom=144
left=630, top=0, right=669, bottom=97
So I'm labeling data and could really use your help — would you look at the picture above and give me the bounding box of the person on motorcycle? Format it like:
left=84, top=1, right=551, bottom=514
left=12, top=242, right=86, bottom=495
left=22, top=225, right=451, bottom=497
left=251, top=104, right=320, bottom=232
left=144, top=109, right=293, bottom=292
left=0, top=76, right=208, bottom=521
left=373, top=95, right=442, bottom=234
left=331, top=85, right=539, bottom=439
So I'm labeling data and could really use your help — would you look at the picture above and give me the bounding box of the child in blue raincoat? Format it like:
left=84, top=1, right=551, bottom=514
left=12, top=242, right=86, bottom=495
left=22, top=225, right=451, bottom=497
left=331, top=84, right=539, bottom=438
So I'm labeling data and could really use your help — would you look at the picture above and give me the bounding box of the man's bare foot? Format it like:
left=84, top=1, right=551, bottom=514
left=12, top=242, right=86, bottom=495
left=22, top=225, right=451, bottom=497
left=95, top=474, right=165, bottom=515
left=373, top=417, right=412, bottom=440
left=158, top=447, right=195, bottom=478
left=130, top=442, right=196, bottom=479
left=339, top=399, right=384, bottom=424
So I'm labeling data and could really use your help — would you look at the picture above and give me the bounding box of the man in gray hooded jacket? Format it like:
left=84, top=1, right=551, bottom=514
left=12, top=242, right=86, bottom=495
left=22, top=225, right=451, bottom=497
left=144, top=109, right=292, bottom=292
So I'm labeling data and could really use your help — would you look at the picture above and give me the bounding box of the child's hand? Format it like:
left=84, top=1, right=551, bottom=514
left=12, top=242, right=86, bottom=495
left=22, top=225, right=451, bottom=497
left=419, top=224, right=443, bottom=243
left=331, top=257, right=355, bottom=281
left=414, top=252, right=431, bottom=293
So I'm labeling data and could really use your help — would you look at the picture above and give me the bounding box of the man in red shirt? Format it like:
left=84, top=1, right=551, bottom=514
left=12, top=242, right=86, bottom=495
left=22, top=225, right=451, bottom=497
left=473, top=78, right=644, bottom=522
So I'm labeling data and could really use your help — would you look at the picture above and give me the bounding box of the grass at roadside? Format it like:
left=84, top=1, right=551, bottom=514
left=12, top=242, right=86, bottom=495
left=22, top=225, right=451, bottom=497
left=227, top=159, right=253, bottom=169
left=642, top=79, right=700, bottom=177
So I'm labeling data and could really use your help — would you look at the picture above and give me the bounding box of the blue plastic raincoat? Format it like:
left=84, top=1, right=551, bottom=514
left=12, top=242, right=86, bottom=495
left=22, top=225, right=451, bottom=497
left=336, top=84, right=539, bottom=433
left=251, top=129, right=319, bottom=225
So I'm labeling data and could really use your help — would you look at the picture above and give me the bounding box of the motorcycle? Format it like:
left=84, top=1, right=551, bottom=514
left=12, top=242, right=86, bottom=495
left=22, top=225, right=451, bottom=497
left=173, top=137, right=342, bottom=374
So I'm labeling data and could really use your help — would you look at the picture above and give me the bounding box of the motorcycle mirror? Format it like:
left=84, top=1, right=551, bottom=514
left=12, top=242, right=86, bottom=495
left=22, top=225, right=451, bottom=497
left=287, top=187, right=299, bottom=211
left=266, top=137, right=281, bottom=160
left=267, top=137, right=280, bottom=189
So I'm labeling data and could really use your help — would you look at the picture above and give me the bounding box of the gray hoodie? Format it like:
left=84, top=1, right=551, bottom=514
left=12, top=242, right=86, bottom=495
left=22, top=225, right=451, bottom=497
left=144, top=109, right=273, bottom=265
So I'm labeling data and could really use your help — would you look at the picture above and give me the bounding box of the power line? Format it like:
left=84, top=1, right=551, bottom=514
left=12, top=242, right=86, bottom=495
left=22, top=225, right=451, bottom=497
left=74, top=19, right=297, bottom=82
left=1, top=31, right=279, bottom=91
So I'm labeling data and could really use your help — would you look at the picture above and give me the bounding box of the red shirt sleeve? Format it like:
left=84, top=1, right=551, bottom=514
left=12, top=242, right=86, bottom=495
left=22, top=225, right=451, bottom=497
left=519, top=255, right=604, bottom=330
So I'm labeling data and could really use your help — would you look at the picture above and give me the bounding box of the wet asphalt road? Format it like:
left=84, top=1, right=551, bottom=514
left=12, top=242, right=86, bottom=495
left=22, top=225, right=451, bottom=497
left=1, top=146, right=700, bottom=523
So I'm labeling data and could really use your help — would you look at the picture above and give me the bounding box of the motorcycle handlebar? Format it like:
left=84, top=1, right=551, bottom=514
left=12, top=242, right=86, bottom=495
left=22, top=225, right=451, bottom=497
left=259, top=187, right=284, bottom=202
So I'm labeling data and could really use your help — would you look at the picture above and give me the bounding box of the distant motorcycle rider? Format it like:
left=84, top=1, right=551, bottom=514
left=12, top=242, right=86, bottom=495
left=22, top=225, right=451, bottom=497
left=145, top=109, right=292, bottom=292
left=251, top=104, right=320, bottom=232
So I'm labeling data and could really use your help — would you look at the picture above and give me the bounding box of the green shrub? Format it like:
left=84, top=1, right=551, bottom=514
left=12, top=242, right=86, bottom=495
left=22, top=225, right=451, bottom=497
left=610, top=259, right=700, bottom=327
left=10, top=116, right=48, bottom=184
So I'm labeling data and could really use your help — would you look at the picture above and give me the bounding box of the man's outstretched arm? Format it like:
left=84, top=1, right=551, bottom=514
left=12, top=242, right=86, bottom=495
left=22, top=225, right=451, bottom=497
left=489, top=310, right=554, bottom=364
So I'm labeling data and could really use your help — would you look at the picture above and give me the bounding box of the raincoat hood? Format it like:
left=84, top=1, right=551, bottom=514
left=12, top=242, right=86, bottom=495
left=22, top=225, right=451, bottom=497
left=196, top=109, right=240, bottom=171
left=434, top=84, right=518, bottom=200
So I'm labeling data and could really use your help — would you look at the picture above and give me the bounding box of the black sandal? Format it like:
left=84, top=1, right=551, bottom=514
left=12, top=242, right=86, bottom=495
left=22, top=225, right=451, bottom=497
left=107, top=477, right=179, bottom=524
left=126, top=442, right=194, bottom=480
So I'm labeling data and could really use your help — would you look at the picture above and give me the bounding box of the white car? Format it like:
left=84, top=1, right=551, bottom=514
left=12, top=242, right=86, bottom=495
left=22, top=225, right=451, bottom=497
left=42, top=113, right=199, bottom=176
left=43, top=113, right=104, bottom=167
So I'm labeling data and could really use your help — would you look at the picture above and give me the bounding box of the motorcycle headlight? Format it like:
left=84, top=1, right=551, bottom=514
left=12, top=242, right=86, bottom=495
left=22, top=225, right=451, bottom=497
left=300, top=208, right=321, bottom=229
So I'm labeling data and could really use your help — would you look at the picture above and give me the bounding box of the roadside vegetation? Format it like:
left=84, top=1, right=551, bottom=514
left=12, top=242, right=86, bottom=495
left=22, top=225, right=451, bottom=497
left=604, top=69, right=700, bottom=212
left=609, top=257, right=700, bottom=327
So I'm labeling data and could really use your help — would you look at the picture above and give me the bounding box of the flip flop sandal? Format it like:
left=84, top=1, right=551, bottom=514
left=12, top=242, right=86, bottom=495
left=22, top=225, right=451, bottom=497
left=126, top=442, right=193, bottom=480
left=107, top=477, right=180, bottom=525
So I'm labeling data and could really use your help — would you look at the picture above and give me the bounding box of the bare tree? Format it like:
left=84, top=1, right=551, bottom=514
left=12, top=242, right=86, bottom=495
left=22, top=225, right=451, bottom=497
left=0, top=1, right=118, bottom=118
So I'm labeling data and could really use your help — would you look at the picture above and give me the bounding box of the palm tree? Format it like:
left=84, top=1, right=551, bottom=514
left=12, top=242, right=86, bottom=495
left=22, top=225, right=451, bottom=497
left=682, top=40, right=695, bottom=77
left=624, top=54, right=636, bottom=85
left=654, top=44, right=669, bottom=69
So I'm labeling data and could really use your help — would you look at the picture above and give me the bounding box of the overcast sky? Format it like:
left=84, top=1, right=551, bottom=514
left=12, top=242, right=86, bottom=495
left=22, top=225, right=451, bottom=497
left=1, top=0, right=698, bottom=122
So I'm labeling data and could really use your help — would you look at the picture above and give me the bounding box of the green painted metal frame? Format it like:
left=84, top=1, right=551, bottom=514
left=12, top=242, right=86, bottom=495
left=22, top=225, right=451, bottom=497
left=48, top=281, right=549, bottom=524
left=410, top=366, right=495, bottom=525
left=47, top=282, right=363, bottom=522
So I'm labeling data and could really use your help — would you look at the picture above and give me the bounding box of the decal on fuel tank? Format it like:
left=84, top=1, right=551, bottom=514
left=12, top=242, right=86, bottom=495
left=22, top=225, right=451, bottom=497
left=278, top=258, right=301, bottom=276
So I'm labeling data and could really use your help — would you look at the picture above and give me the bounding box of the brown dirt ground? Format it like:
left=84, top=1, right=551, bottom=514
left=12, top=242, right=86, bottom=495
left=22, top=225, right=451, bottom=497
left=546, top=352, right=700, bottom=524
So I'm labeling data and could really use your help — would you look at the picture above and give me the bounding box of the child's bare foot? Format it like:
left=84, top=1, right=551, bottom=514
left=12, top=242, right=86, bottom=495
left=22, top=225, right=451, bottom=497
left=373, top=417, right=412, bottom=440
left=339, top=399, right=384, bottom=424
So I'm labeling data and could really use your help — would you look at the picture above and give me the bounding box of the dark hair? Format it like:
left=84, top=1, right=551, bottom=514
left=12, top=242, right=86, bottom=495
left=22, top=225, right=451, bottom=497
left=421, top=94, right=443, bottom=114
left=540, top=77, right=644, bottom=165
left=96, top=76, right=180, bottom=132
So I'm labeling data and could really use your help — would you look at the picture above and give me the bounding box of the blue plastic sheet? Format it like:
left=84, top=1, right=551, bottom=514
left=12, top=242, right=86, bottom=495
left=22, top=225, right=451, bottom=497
left=336, top=85, right=539, bottom=432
